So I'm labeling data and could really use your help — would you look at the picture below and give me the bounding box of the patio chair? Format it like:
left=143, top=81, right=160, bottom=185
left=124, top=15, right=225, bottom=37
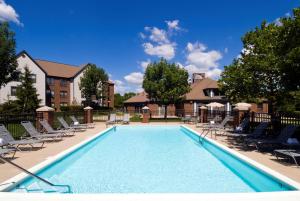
left=206, top=116, right=233, bottom=135
left=21, top=121, right=63, bottom=141
left=196, top=115, right=219, bottom=128
left=227, top=121, right=269, bottom=139
left=57, top=117, right=86, bottom=131
left=234, top=117, right=250, bottom=133
left=248, top=125, right=298, bottom=151
left=106, top=114, right=116, bottom=127
left=0, top=124, right=45, bottom=151
left=0, top=147, right=16, bottom=159
left=273, top=149, right=300, bottom=166
left=122, top=113, right=130, bottom=124
left=39, top=119, right=75, bottom=136
left=181, top=115, right=192, bottom=124
left=69, top=115, right=95, bottom=129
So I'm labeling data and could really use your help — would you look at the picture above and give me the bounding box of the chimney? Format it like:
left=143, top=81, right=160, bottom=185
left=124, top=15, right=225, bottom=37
left=192, top=73, right=205, bottom=83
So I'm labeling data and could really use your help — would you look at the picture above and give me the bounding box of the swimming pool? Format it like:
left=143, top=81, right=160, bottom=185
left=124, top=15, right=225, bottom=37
left=2, top=125, right=300, bottom=193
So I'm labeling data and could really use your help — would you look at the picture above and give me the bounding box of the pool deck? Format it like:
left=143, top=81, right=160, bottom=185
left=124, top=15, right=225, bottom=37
left=0, top=122, right=299, bottom=185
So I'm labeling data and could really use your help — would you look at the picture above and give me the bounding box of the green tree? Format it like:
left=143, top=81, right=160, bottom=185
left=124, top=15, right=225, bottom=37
left=123, top=92, right=136, bottom=102
left=15, top=67, right=41, bottom=112
left=79, top=64, right=108, bottom=105
left=0, top=22, right=19, bottom=87
left=143, top=58, right=190, bottom=118
left=219, top=8, right=300, bottom=113
left=114, top=92, right=136, bottom=108
left=114, top=93, right=123, bottom=108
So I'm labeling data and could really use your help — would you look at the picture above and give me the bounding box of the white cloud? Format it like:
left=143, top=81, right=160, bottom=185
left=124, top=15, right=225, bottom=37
left=139, top=59, right=151, bottom=71
left=184, top=41, right=223, bottom=80
left=124, top=72, right=144, bottom=85
left=143, top=42, right=176, bottom=60
left=224, top=48, right=228, bottom=53
left=186, top=42, right=222, bottom=70
left=274, top=18, right=283, bottom=26
left=146, top=27, right=169, bottom=44
left=141, top=20, right=183, bottom=60
left=0, top=0, right=22, bottom=25
left=206, top=68, right=222, bottom=80
left=166, top=20, right=180, bottom=30
left=139, top=32, right=146, bottom=39
left=114, top=80, right=127, bottom=95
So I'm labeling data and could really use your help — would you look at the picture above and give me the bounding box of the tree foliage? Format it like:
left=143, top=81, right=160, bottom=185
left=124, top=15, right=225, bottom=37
left=114, top=92, right=136, bottom=108
left=15, top=67, right=41, bottom=112
left=143, top=58, right=190, bottom=118
left=79, top=64, right=108, bottom=105
left=219, top=8, right=300, bottom=113
left=0, top=22, right=19, bottom=87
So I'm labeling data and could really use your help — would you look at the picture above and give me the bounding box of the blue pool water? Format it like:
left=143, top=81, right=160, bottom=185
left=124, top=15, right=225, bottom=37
left=11, top=126, right=295, bottom=193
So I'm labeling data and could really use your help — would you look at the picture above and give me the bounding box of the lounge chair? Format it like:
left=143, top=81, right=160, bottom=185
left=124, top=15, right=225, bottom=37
left=69, top=115, right=95, bottom=128
left=234, top=117, right=250, bottom=133
left=39, top=119, right=75, bottom=136
left=122, top=113, right=130, bottom=124
left=273, top=149, right=300, bottom=166
left=196, top=116, right=219, bottom=128
left=248, top=125, right=298, bottom=151
left=0, top=147, right=16, bottom=159
left=227, top=121, right=269, bottom=139
left=206, top=116, right=232, bottom=135
left=182, top=115, right=192, bottom=124
left=57, top=117, right=86, bottom=131
left=106, top=114, right=116, bottom=127
left=21, top=121, right=63, bottom=141
left=0, top=124, right=45, bottom=151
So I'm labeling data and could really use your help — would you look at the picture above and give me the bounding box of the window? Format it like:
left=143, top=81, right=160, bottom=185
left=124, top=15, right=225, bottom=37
left=60, top=91, right=68, bottom=98
left=30, top=74, right=36, bottom=83
left=11, top=86, right=17, bottom=96
left=47, top=77, right=55, bottom=85
left=257, top=103, right=263, bottom=111
left=60, top=79, right=68, bottom=86
left=60, top=102, right=68, bottom=107
left=46, top=90, right=55, bottom=98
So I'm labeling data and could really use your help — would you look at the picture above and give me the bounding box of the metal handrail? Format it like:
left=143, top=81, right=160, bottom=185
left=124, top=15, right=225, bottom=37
left=199, top=128, right=210, bottom=144
left=0, top=156, right=71, bottom=193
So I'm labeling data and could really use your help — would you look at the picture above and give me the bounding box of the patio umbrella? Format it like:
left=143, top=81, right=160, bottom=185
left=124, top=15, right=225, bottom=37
left=234, top=102, right=252, bottom=109
left=206, top=102, right=224, bottom=108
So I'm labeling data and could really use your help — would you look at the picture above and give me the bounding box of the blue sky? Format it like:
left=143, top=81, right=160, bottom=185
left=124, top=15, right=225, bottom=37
left=1, top=0, right=299, bottom=94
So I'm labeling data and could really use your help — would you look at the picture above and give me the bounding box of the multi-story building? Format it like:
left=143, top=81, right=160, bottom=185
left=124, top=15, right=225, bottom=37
left=0, top=51, right=114, bottom=110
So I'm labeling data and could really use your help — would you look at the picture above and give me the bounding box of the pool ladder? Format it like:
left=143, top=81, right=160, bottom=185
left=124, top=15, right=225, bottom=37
left=199, top=128, right=210, bottom=144
left=0, top=156, right=71, bottom=193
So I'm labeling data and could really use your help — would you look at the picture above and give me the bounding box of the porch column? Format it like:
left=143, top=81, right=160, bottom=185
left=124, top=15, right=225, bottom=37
left=233, top=106, right=250, bottom=128
left=142, top=106, right=150, bottom=123
left=200, top=106, right=208, bottom=123
left=36, top=106, right=55, bottom=131
left=84, top=106, right=93, bottom=124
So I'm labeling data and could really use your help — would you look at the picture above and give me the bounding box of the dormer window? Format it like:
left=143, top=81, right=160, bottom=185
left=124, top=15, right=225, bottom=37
left=210, top=89, right=214, bottom=97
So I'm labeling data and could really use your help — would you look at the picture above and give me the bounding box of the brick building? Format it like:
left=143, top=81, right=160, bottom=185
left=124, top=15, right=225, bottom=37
left=0, top=51, right=114, bottom=111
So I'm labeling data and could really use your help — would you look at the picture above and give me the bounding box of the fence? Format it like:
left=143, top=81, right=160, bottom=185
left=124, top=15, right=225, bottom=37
left=0, top=113, right=36, bottom=139
left=53, top=111, right=85, bottom=129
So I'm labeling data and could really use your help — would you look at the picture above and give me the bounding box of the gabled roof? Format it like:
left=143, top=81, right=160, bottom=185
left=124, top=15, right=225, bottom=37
left=124, top=92, right=149, bottom=103
left=35, top=59, right=83, bottom=78
left=185, top=77, right=222, bottom=100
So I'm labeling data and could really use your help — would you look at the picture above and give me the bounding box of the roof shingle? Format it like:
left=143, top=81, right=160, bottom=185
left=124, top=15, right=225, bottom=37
left=35, top=59, right=82, bottom=78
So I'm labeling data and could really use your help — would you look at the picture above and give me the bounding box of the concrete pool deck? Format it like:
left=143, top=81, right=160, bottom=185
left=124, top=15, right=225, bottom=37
left=0, top=122, right=299, bottom=185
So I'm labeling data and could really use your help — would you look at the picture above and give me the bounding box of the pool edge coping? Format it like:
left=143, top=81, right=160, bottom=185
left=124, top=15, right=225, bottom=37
left=181, top=125, right=300, bottom=190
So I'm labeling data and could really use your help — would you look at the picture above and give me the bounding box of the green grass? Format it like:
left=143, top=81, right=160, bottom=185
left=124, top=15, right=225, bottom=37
left=150, top=118, right=181, bottom=122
